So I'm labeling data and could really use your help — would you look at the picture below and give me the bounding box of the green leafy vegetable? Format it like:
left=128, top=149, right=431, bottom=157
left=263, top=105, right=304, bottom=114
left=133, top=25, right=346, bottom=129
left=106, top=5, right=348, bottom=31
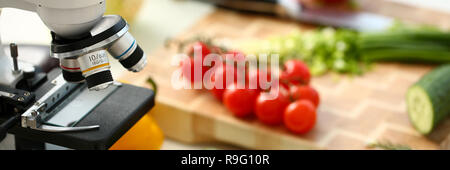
left=241, top=23, right=450, bottom=76
left=242, top=28, right=365, bottom=76
left=147, top=77, right=158, bottom=96
left=367, top=141, right=412, bottom=150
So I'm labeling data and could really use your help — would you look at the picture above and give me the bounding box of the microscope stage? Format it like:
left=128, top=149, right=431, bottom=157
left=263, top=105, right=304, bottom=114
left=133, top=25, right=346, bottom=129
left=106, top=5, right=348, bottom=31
left=9, top=83, right=155, bottom=150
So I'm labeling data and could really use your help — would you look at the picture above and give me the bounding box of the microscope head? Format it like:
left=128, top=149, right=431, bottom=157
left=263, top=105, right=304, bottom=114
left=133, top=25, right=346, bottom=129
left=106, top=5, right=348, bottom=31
left=34, top=0, right=147, bottom=91
left=35, top=0, right=106, bottom=39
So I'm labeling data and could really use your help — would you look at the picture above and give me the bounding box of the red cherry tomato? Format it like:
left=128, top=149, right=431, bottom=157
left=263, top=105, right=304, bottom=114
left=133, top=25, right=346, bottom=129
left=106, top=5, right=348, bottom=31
left=180, top=42, right=213, bottom=84
left=180, top=57, right=209, bottom=83
left=246, top=69, right=273, bottom=90
left=284, top=100, right=317, bottom=134
left=180, top=57, right=206, bottom=83
left=290, top=85, right=320, bottom=107
left=300, top=0, right=349, bottom=6
left=188, top=42, right=211, bottom=60
left=246, top=68, right=290, bottom=91
left=223, top=51, right=246, bottom=84
left=254, top=88, right=291, bottom=125
left=210, top=88, right=225, bottom=101
left=223, top=83, right=260, bottom=117
left=208, top=64, right=237, bottom=101
left=282, top=60, right=311, bottom=85
left=224, top=51, right=246, bottom=63
left=322, top=0, right=349, bottom=4
left=275, top=69, right=290, bottom=90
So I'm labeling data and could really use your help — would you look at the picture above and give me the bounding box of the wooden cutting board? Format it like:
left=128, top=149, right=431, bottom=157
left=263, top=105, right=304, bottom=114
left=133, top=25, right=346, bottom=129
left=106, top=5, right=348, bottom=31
left=120, top=9, right=450, bottom=150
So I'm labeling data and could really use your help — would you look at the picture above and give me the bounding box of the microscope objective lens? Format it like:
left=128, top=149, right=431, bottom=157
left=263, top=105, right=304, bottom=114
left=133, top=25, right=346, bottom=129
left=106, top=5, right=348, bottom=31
left=77, top=50, right=113, bottom=91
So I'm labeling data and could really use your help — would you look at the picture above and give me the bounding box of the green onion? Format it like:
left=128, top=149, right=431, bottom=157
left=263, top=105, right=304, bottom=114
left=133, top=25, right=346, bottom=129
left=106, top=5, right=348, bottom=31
left=241, top=22, right=450, bottom=76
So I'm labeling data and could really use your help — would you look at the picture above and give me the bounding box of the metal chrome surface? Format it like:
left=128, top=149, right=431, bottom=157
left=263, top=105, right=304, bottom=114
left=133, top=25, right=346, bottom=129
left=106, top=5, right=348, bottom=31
left=77, top=50, right=111, bottom=78
left=108, top=32, right=137, bottom=60
left=20, top=74, right=119, bottom=132
left=51, top=22, right=129, bottom=59
left=46, top=83, right=118, bottom=126
left=128, top=53, right=147, bottom=72
left=0, top=90, right=15, bottom=98
left=59, top=57, right=81, bottom=71
left=0, top=56, right=23, bottom=87
left=34, top=125, right=100, bottom=132
left=88, top=82, right=114, bottom=91
left=21, top=75, right=81, bottom=129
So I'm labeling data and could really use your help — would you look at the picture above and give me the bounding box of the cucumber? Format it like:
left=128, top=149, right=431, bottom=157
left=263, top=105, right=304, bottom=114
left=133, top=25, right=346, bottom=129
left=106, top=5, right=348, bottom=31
left=362, top=49, right=450, bottom=63
left=407, top=65, right=450, bottom=134
left=358, top=30, right=450, bottom=64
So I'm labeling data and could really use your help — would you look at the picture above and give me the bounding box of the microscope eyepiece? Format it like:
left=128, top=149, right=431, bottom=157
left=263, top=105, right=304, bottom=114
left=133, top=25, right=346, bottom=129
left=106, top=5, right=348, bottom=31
left=50, top=15, right=147, bottom=91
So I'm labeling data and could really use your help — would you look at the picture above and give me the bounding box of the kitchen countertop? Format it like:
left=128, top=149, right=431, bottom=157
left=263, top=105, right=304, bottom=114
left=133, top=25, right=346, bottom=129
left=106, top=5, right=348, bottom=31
left=127, top=0, right=450, bottom=150
left=1, top=0, right=448, bottom=150
left=131, top=0, right=241, bottom=150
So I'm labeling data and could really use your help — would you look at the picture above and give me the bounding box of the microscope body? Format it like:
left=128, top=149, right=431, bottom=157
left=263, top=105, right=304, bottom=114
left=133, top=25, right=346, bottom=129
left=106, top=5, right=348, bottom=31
left=0, top=0, right=153, bottom=150
left=1, top=0, right=146, bottom=90
left=0, top=0, right=105, bottom=87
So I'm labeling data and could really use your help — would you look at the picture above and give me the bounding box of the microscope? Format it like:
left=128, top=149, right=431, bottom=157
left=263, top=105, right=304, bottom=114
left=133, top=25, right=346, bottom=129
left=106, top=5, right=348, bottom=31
left=0, top=0, right=155, bottom=149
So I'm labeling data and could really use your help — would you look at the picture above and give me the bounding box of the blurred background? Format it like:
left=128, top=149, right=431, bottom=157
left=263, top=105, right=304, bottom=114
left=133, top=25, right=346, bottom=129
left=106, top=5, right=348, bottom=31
left=1, top=0, right=450, bottom=150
